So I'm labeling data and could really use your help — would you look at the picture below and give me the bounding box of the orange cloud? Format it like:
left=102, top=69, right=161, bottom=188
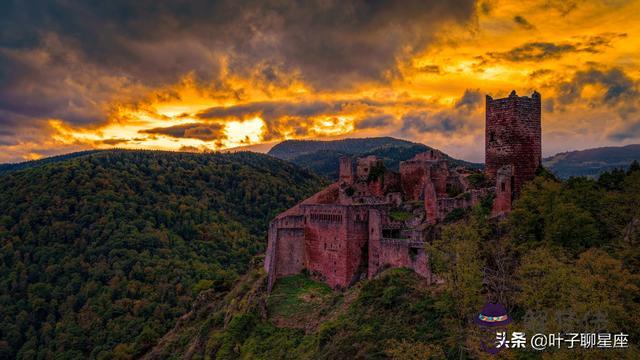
left=1, top=0, right=639, bottom=163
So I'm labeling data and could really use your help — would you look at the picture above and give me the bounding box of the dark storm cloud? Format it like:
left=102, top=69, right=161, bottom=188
left=513, top=15, right=535, bottom=30
left=100, top=138, right=130, bottom=146
left=0, top=0, right=477, bottom=88
left=608, top=121, right=640, bottom=141
left=416, top=65, right=442, bottom=74
left=488, top=33, right=626, bottom=62
left=400, top=111, right=466, bottom=134
left=0, top=0, right=477, bottom=139
left=0, top=39, right=110, bottom=126
left=529, top=69, right=553, bottom=79
left=489, top=42, right=578, bottom=62
left=355, top=114, right=395, bottom=129
left=557, top=67, right=638, bottom=105
left=399, top=89, right=485, bottom=136
left=141, top=123, right=226, bottom=141
left=455, top=89, right=482, bottom=109
left=199, top=100, right=340, bottom=120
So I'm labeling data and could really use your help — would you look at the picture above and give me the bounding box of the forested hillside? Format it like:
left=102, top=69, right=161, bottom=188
left=543, top=144, right=640, bottom=178
left=0, top=150, right=325, bottom=359
left=147, top=165, right=640, bottom=359
left=268, top=137, right=418, bottom=160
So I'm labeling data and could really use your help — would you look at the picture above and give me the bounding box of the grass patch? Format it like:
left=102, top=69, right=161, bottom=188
left=267, top=274, right=333, bottom=320
left=389, top=209, right=412, bottom=221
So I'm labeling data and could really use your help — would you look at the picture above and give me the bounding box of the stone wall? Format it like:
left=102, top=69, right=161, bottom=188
left=377, top=240, right=431, bottom=281
left=339, top=156, right=354, bottom=184
left=265, top=213, right=305, bottom=291
left=367, top=209, right=382, bottom=279
left=492, top=165, right=513, bottom=217
left=301, top=204, right=349, bottom=289
left=399, top=160, right=428, bottom=201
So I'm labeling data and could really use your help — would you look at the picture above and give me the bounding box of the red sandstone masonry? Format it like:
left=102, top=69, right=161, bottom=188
left=492, top=165, right=514, bottom=216
left=265, top=90, right=542, bottom=290
left=486, top=91, right=541, bottom=197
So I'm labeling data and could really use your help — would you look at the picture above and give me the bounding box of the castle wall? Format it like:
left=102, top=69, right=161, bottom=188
left=339, top=156, right=354, bottom=184
left=275, top=228, right=305, bottom=275
left=436, top=188, right=491, bottom=220
left=377, top=240, right=431, bottom=282
left=265, top=214, right=306, bottom=291
left=356, top=156, right=382, bottom=179
left=492, top=165, right=513, bottom=217
left=424, top=180, right=438, bottom=224
left=399, top=160, right=428, bottom=201
left=367, top=209, right=382, bottom=279
left=345, top=207, right=370, bottom=286
left=430, top=162, right=450, bottom=196
left=485, top=91, right=541, bottom=197
left=265, top=222, right=278, bottom=291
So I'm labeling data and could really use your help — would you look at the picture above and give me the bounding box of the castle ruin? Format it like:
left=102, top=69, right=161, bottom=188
left=265, top=91, right=542, bottom=290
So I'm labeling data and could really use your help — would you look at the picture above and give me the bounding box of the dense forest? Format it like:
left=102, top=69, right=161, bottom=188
left=147, top=163, right=640, bottom=359
left=0, top=150, right=325, bottom=359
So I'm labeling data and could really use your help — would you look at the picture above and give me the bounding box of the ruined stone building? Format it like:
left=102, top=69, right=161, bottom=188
left=265, top=91, right=542, bottom=290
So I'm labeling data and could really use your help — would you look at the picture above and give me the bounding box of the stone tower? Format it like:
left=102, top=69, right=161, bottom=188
left=339, top=156, right=354, bottom=184
left=485, top=90, right=541, bottom=197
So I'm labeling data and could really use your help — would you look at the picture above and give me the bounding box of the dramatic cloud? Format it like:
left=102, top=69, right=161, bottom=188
left=513, top=15, right=535, bottom=30
left=557, top=67, right=638, bottom=106
left=401, top=111, right=462, bottom=134
left=488, top=33, right=627, bottom=62
left=416, top=65, right=442, bottom=74
left=400, top=89, right=485, bottom=135
left=141, top=123, right=226, bottom=141
left=0, top=0, right=639, bottom=162
left=609, top=121, right=640, bottom=141
left=455, top=89, right=483, bottom=110
left=355, top=114, right=395, bottom=129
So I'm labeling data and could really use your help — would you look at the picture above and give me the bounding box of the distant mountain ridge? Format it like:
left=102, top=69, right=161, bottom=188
left=5, top=141, right=639, bottom=180
left=268, top=137, right=418, bottom=160
left=0, top=150, right=103, bottom=175
left=268, top=137, right=482, bottom=179
left=543, top=144, right=640, bottom=178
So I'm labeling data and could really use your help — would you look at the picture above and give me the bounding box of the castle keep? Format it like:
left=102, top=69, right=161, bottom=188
left=265, top=91, right=542, bottom=290
left=486, top=90, right=542, bottom=214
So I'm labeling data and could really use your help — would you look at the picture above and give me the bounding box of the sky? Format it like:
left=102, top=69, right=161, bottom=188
left=1, top=0, right=639, bottom=163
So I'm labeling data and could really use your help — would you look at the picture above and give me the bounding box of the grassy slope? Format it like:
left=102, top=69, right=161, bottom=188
left=145, top=268, right=446, bottom=360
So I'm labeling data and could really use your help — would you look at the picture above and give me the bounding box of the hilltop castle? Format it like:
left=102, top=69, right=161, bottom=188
left=265, top=91, right=542, bottom=290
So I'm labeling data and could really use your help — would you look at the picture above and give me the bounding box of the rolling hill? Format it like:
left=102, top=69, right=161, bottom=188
left=0, top=150, right=104, bottom=176
left=0, top=150, right=325, bottom=359
left=543, top=144, right=640, bottom=178
left=268, top=137, right=482, bottom=179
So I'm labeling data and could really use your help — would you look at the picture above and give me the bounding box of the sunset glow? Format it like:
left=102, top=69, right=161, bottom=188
left=1, top=0, right=639, bottom=162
